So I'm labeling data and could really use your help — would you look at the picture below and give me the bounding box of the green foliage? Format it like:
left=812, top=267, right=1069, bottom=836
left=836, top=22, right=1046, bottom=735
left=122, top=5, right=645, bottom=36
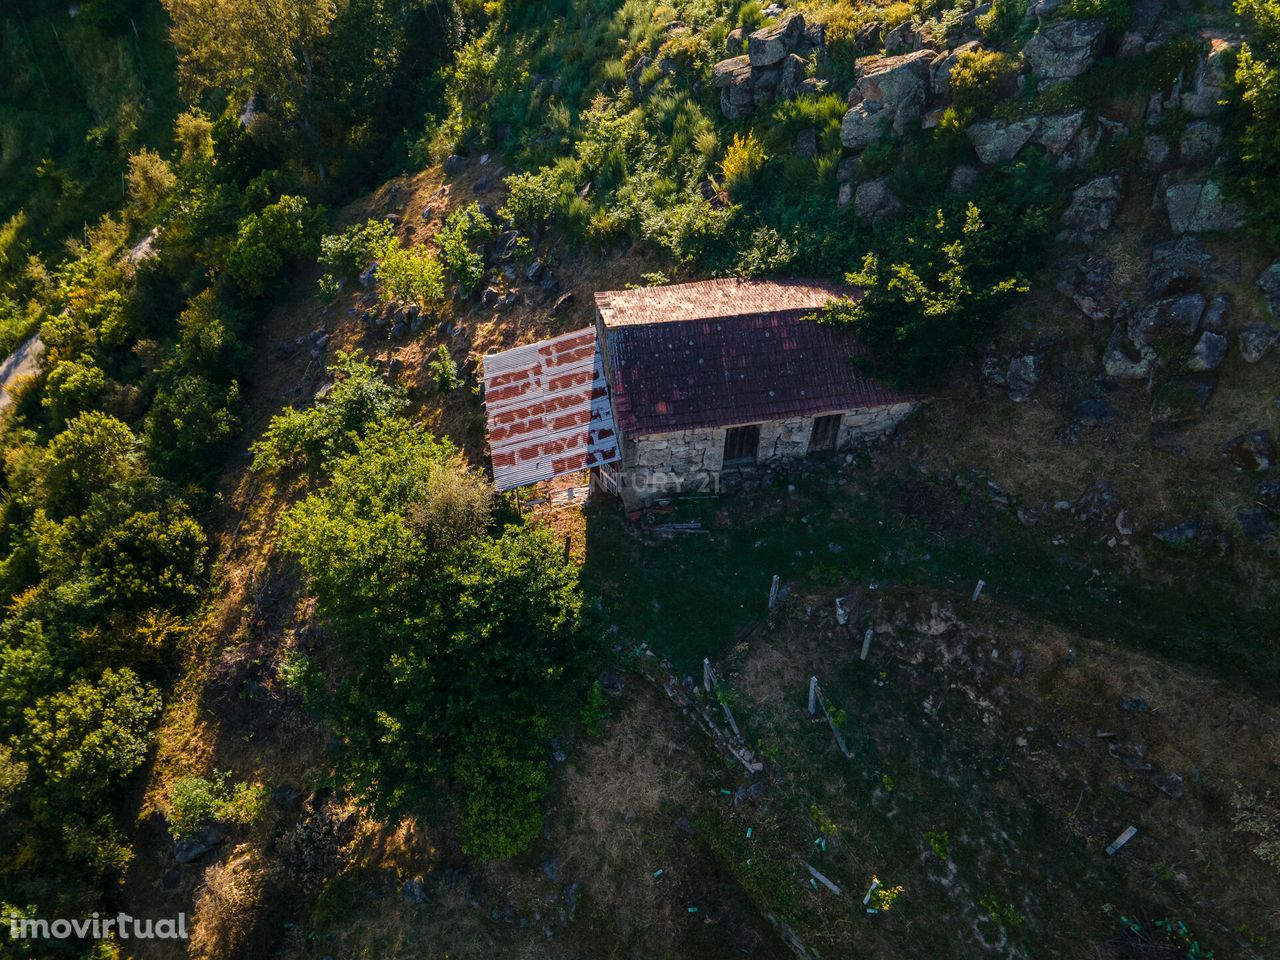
left=252, top=350, right=407, bottom=474
left=818, top=203, right=1038, bottom=381
left=373, top=236, right=447, bottom=308
left=317, top=218, right=396, bottom=297
left=17, top=668, right=161, bottom=811
left=168, top=773, right=266, bottom=837
left=925, top=829, right=951, bottom=860
left=1059, top=0, right=1133, bottom=31
left=42, top=359, right=109, bottom=426
left=1233, top=0, right=1280, bottom=247
left=436, top=203, right=494, bottom=294
left=979, top=895, right=1026, bottom=928
left=977, top=0, right=1032, bottom=48
left=948, top=50, right=1022, bottom=122
left=428, top=344, right=463, bottom=393
left=501, top=167, right=578, bottom=229
left=720, top=131, right=768, bottom=193
left=580, top=680, right=607, bottom=736
left=226, top=195, right=324, bottom=298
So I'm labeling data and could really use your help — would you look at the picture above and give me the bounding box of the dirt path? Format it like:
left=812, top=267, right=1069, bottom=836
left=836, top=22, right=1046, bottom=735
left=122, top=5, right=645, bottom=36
left=0, top=333, right=43, bottom=412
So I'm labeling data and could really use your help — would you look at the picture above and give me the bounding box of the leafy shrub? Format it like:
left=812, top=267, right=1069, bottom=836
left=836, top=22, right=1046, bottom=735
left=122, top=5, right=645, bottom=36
left=373, top=236, right=447, bottom=308
left=226, top=195, right=324, bottom=297
left=501, top=165, right=578, bottom=229
left=948, top=50, right=1022, bottom=121
left=125, top=148, right=176, bottom=222
left=1059, top=0, right=1133, bottom=30
left=169, top=773, right=266, bottom=837
left=977, top=0, right=1031, bottom=47
left=436, top=203, right=493, bottom=294
left=42, top=358, right=108, bottom=424
left=428, top=343, right=463, bottom=392
left=733, top=226, right=796, bottom=277
left=720, top=131, right=767, bottom=192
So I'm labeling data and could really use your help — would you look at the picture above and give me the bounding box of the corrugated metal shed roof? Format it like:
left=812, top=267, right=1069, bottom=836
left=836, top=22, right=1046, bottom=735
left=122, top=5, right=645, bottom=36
left=481, top=327, right=620, bottom=491
left=596, top=279, right=908, bottom=436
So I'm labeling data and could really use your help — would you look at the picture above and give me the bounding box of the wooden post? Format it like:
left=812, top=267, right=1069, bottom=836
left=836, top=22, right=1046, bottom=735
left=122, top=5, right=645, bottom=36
left=860, top=628, right=873, bottom=661
left=703, top=658, right=713, bottom=693
left=563, top=533, right=572, bottom=562
left=768, top=575, right=780, bottom=610
left=807, top=676, right=818, bottom=716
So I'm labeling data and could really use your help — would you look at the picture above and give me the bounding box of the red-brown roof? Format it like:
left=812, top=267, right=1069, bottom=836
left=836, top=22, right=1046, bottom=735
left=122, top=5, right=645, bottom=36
left=596, top=278, right=906, bottom=436
left=481, top=327, right=620, bottom=491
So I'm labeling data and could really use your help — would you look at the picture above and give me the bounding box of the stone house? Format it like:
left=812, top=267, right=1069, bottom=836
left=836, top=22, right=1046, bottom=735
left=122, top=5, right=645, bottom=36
left=480, top=278, right=915, bottom=509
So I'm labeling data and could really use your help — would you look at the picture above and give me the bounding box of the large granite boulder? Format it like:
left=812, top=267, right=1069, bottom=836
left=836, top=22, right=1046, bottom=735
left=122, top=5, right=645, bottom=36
left=1164, top=181, right=1243, bottom=234
left=1034, top=111, right=1087, bottom=156
left=748, top=14, right=806, bottom=67
left=841, top=50, right=935, bottom=148
left=1024, top=19, right=1106, bottom=85
left=966, top=117, right=1039, bottom=164
left=1239, top=324, right=1280, bottom=363
left=1103, top=322, right=1156, bottom=379
left=1256, top=258, right=1280, bottom=317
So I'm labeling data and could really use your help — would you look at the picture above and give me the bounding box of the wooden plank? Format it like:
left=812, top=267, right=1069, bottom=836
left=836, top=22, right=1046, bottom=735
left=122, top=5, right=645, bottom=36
left=805, top=863, right=841, bottom=895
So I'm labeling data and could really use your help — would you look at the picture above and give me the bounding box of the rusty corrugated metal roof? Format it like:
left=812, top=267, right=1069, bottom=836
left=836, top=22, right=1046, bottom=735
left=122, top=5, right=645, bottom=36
left=481, top=327, right=620, bottom=491
left=596, top=279, right=908, bottom=436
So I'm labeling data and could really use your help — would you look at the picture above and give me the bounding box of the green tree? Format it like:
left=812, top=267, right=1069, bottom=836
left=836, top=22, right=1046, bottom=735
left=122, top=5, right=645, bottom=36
left=277, top=410, right=596, bottom=858
left=1234, top=0, right=1280, bottom=246
left=39, top=412, right=143, bottom=520
left=17, top=668, right=162, bottom=811
left=226, top=195, right=324, bottom=297
left=818, top=204, right=1029, bottom=381
left=436, top=203, right=493, bottom=294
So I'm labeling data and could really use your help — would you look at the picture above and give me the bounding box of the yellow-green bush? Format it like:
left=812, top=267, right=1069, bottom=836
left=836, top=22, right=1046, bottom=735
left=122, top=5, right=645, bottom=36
left=948, top=49, right=1022, bottom=120
left=720, top=131, right=767, bottom=191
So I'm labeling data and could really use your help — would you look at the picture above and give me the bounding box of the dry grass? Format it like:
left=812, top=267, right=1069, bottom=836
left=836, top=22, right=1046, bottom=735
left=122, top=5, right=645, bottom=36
left=187, top=844, right=267, bottom=960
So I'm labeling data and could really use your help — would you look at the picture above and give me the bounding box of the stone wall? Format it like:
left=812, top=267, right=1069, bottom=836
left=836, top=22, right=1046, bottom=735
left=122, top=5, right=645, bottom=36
left=613, top=402, right=916, bottom=508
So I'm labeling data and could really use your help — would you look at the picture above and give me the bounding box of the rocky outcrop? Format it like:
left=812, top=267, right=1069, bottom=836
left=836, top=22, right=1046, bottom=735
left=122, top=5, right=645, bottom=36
left=1181, top=34, right=1236, bottom=118
left=1188, top=330, right=1228, bottom=371
left=1103, top=322, right=1156, bottom=379
left=1147, top=236, right=1213, bottom=298
left=1024, top=19, right=1106, bottom=86
left=1256, top=259, right=1280, bottom=317
left=1060, top=173, right=1124, bottom=246
left=713, top=15, right=822, bottom=119
left=854, top=176, right=903, bottom=222
left=1163, top=181, right=1243, bottom=234
left=841, top=50, right=935, bottom=149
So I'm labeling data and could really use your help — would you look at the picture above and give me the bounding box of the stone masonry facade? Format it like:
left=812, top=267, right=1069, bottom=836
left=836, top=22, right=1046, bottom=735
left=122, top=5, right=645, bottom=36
left=613, top=401, right=915, bottom=508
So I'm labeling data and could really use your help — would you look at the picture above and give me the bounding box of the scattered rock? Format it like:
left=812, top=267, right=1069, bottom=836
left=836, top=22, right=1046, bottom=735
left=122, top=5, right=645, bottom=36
left=748, top=14, right=806, bottom=67
left=1035, top=111, right=1087, bottom=156
left=1061, top=173, right=1124, bottom=245
left=173, top=825, right=227, bottom=864
left=1102, top=322, right=1155, bottom=379
left=1239, top=324, right=1280, bottom=363
left=1201, top=292, right=1231, bottom=332
left=1057, top=255, right=1115, bottom=321
left=403, top=876, right=430, bottom=904
left=883, top=20, right=919, bottom=54
left=1141, top=134, right=1170, bottom=169
left=1120, top=695, right=1151, bottom=712
left=1147, top=236, right=1213, bottom=298
left=1006, top=355, right=1041, bottom=402
left=1221, top=429, right=1275, bottom=472
left=795, top=128, right=818, bottom=158
left=552, top=291, right=575, bottom=314
left=1128, top=293, right=1205, bottom=347
left=853, top=176, right=902, bottom=222
left=1257, top=259, right=1280, bottom=317
left=1149, top=372, right=1217, bottom=423
left=1154, top=518, right=1201, bottom=545
left=949, top=164, right=980, bottom=193
left=443, top=154, right=466, bottom=176
left=1181, top=34, right=1236, bottom=118
left=1237, top=508, right=1277, bottom=547
left=1257, top=477, right=1280, bottom=508
left=841, top=50, right=935, bottom=148
left=1154, top=772, right=1185, bottom=799
left=481, top=287, right=500, bottom=308
left=1024, top=19, right=1106, bottom=86
left=1187, top=330, right=1227, bottom=371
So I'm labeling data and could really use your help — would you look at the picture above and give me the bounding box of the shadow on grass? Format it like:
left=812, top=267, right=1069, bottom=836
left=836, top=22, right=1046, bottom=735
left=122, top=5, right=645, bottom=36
left=582, top=470, right=1279, bottom=695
